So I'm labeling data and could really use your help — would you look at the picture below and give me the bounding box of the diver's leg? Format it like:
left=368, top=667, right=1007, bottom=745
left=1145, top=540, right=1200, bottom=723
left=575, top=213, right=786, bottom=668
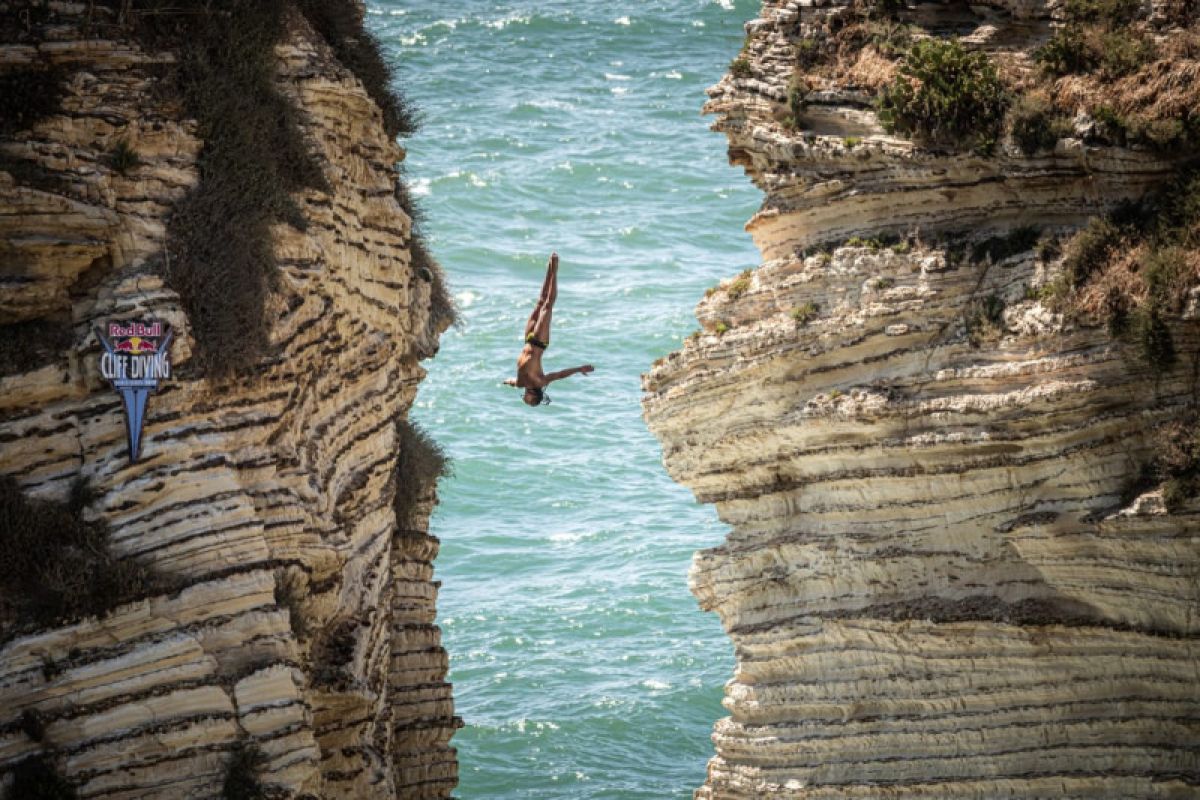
left=532, top=304, right=553, bottom=345
left=526, top=254, right=558, bottom=337
left=540, top=252, right=558, bottom=306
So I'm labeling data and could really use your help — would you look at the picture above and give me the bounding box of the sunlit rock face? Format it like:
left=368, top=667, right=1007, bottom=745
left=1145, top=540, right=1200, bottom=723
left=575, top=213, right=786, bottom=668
left=0, top=8, right=457, bottom=799
left=644, top=1, right=1200, bottom=797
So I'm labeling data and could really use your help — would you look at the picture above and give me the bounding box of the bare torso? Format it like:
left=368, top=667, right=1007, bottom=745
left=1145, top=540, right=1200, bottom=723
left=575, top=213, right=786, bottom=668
left=516, top=344, right=545, bottom=388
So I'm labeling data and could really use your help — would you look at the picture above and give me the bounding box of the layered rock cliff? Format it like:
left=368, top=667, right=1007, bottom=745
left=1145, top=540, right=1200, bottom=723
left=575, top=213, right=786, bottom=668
left=0, top=3, right=457, bottom=797
left=645, top=1, right=1200, bottom=796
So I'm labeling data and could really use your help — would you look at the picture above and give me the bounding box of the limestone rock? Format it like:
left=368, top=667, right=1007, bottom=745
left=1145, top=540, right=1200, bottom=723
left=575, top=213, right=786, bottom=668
left=645, top=2, right=1200, bottom=797
left=0, top=7, right=457, bottom=798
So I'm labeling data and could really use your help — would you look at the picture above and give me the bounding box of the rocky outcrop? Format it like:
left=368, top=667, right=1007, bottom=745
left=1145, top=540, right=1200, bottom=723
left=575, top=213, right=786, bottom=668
left=644, top=1, right=1200, bottom=797
left=0, top=6, right=457, bottom=798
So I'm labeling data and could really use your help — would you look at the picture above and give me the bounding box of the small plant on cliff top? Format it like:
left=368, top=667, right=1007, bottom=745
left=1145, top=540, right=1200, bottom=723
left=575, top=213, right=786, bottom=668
left=1007, top=93, right=1070, bottom=155
left=222, top=743, right=268, bottom=800
left=876, top=38, right=1008, bottom=154
left=791, top=302, right=820, bottom=325
left=726, top=269, right=753, bottom=300
left=4, top=754, right=77, bottom=800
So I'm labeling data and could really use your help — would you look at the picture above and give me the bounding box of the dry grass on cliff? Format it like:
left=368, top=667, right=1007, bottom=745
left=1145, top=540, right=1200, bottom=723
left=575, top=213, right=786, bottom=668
left=1034, top=2, right=1200, bottom=152
left=295, top=0, right=420, bottom=139
left=0, top=476, right=161, bottom=631
left=117, top=0, right=327, bottom=377
left=1054, top=167, right=1200, bottom=371
left=393, top=419, right=449, bottom=528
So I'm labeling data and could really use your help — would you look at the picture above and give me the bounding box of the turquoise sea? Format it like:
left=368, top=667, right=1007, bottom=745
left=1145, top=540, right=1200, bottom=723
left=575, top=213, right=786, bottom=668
left=369, top=2, right=762, bottom=796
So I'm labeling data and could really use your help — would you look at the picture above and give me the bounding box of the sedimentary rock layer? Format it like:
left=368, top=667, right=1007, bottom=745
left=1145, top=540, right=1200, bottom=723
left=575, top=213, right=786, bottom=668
left=0, top=7, right=457, bottom=798
left=645, top=1, right=1200, bottom=797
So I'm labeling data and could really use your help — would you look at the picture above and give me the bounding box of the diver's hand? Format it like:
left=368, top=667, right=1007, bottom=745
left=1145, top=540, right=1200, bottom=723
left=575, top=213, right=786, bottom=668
left=579, top=365, right=594, bottom=375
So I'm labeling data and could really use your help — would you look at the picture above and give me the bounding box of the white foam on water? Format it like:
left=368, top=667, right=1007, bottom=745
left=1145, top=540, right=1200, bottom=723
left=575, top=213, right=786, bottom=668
left=614, top=15, right=631, bottom=25
left=604, top=72, right=632, bottom=81
left=484, top=13, right=530, bottom=29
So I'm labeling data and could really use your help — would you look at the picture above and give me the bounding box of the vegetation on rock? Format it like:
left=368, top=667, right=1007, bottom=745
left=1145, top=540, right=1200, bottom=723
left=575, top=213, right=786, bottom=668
left=0, top=475, right=161, bottom=630
left=221, top=742, right=268, bottom=800
left=394, top=419, right=450, bottom=525
left=876, top=38, right=1008, bottom=153
left=3, top=755, right=77, bottom=800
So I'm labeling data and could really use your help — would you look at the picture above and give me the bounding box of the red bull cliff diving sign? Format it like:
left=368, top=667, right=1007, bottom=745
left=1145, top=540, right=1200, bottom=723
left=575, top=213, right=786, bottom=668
left=94, top=320, right=173, bottom=463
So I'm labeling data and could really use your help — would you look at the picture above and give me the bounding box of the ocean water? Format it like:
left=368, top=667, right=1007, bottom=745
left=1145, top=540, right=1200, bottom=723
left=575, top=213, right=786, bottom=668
left=368, top=2, right=762, bottom=797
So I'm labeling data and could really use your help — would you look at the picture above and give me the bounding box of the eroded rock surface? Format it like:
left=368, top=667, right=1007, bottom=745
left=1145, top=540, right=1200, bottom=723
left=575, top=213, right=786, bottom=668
left=644, top=1, right=1200, bottom=797
left=0, top=7, right=457, bottom=798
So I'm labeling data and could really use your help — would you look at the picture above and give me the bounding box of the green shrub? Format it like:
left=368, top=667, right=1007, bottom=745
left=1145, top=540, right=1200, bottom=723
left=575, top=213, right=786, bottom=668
left=791, top=302, right=820, bottom=325
left=1062, top=217, right=1122, bottom=287
left=1035, top=25, right=1096, bottom=75
left=0, top=66, right=66, bottom=136
left=108, top=139, right=141, bottom=176
left=1131, top=308, right=1176, bottom=371
left=1037, top=26, right=1155, bottom=79
left=876, top=38, right=1008, bottom=153
left=1097, top=30, right=1156, bottom=79
left=394, top=419, right=450, bottom=526
left=795, top=38, right=822, bottom=70
left=726, top=269, right=752, bottom=299
left=0, top=475, right=161, bottom=628
left=786, top=72, right=809, bottom=129
left=1152, top=410, right=1200, bottom=509
left=4, top=755, right=77, bottom=800
left=1008, top=94, right=1070, bottom=154
left=714, top=321, right=729, bottom=335
left=294, top=0, right=419, bottom=138
left=730, top=56, right=753, bottom=78
left=221, top=743, right=267, bottom=800
left=965, top=293, right=1006, bottom=346
left=843, top=136, right=862, bottom=149
left=1063, top=0, right=1142, bottom=24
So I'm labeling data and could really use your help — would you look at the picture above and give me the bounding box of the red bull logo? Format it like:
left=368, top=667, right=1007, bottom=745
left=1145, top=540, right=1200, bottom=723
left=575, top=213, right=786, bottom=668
left=95, top=320, right=173, bottom=463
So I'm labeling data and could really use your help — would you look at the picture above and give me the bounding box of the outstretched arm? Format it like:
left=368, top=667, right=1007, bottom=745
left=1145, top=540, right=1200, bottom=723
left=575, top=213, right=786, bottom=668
left=544, top=364, right=594, bottom=383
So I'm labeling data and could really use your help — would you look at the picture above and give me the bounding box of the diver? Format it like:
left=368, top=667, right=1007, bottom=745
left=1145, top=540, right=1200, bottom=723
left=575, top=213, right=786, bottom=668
left=505, top=252, right=594, bottom=406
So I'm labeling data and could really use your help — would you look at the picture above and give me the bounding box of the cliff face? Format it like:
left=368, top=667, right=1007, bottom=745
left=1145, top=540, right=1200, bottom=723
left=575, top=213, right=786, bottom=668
left=644, top=1, right=1200, bottom=797
left=0, top=5, right=457, bottom=798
